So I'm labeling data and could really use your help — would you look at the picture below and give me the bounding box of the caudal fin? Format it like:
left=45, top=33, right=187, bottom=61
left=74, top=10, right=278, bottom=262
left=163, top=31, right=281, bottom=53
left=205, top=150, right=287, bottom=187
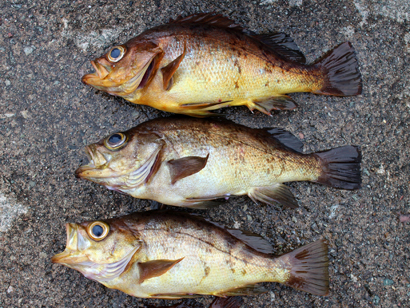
left=314, top=145, right=362, bottom=190
left=280, top=239, right=329, bottom=296
left=314, top=42, right=362, bottom=96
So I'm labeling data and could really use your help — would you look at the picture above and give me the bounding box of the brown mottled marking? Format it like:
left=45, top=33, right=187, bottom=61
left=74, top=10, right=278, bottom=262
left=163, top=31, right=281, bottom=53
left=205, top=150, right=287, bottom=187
left=234, top=81, right=239, bottom=89
left=241, top=269, right=247, bottom=275
left=265, top=81, right=269, bottom=87
left=233, top=59, right=242, bottom=74
left=231, top=268, right=235, bottom=273
left=204, top=266, right=210, bottom=277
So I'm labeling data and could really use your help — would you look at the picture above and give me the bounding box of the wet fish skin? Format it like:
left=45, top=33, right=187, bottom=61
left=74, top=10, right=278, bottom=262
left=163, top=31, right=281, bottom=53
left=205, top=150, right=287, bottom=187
left=52, top=210, right=329, bottom=299
left=75, top=117, right=362, bottom=209
left=82, top=13, right=362, bottom=116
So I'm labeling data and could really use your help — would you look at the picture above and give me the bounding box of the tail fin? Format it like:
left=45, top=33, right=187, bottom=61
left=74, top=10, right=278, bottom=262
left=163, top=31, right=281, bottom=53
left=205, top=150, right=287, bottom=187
left=314, top=42, right=362, bottom=96
left=281, top=239, right=329, bottom=296
left=314, top=145, right=362, bottom=190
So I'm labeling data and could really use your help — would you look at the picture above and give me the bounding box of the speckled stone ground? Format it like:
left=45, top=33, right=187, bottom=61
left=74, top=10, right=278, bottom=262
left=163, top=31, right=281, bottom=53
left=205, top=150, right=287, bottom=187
left=0, top=0, right=409, bottom=307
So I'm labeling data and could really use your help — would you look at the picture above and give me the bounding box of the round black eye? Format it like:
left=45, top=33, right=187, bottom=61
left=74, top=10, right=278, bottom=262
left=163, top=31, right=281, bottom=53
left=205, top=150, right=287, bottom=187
left=107, top=46, right=126, bottom=62
left=92, top=225, right=103, bottom=237
left=110, top=48, right=121, bottom=59
left=87, top=221, right=109, bottom=241
left=104, top=132, right=127, bottom=150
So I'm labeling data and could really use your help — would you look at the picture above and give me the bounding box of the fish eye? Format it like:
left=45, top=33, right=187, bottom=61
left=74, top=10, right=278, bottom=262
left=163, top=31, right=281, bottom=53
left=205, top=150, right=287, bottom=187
left=104, top=132, right=127, bottom=150
left=107, top=46, right=126, bottom=62
left=87, top=221, right=110, bottom=241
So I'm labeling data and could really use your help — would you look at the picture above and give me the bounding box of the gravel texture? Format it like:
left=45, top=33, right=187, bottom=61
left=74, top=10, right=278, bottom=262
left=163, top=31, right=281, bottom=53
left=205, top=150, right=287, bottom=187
left=0, top=0, right=409, bottom=307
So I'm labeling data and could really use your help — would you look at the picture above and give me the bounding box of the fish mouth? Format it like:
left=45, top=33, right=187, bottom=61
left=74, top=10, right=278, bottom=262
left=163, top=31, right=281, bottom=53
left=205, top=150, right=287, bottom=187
left=52, top=223, right=139, bottom=282
left=81, top=56, right=156, bottom=96
left=52, top=223, right=88, bottom=265
left=75, top=145, right=108, bottom=179
left=75, top=144, right=162, bottom=190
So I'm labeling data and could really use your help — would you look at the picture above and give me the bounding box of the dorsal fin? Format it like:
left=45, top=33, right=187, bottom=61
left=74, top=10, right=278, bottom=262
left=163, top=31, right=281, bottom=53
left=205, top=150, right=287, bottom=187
left=265, top=127, right=304, bottom=153
left=170, top=13, right=243, bottom=31
left=253, top=33, right=306, bottom=63
left=226, top=229, right=274, bottom=254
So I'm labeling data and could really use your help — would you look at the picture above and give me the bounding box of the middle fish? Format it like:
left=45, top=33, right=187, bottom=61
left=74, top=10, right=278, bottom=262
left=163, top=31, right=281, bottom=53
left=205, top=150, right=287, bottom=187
left=76, top=117, right=361, bottom=209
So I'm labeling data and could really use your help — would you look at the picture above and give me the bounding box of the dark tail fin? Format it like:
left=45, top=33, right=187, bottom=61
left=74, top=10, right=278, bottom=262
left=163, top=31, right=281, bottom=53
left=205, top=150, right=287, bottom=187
left=280, top=239, right=329, bottom=296
left=314, top=145, right=362, bottom=190
left=314, top=42, right=362, bottom=96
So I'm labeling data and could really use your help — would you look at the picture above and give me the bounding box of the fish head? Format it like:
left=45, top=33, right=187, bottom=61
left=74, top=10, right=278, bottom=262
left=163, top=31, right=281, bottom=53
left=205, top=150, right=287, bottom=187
left=82, top=40, right=163, bottom=97
left=75, top=129, right=163, bottom=192
left=51, top=218, right=141, bottom=283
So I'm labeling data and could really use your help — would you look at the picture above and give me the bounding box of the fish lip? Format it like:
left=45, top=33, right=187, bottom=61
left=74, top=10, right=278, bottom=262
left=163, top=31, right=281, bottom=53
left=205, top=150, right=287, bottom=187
left=51, top=223, right=86, bottom=264
left=82, top=56, right=155, bottom=95
left=75, top=146, right=96, bottom=178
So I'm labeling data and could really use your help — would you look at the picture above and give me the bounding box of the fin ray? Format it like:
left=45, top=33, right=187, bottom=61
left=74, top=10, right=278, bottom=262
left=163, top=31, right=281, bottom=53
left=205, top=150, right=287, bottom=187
left=138, top=258, right=184, bottom=284
left=161, top=42, right=186, bottom=90
left=248, top=184, right=298, bottom=208
left=251, top=96, right=297, bottom=115
left=280, top=239, right=329, bottom=296
left=167, top=154, right=209, bottom=185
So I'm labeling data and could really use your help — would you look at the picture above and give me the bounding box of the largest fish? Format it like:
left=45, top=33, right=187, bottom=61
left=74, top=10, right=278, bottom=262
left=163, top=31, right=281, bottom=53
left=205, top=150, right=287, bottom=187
left=82, top=13, right=362, bottom=116
left=75, top=117, right=361, bottom=209
left=52, top=210, right=329, bottom=298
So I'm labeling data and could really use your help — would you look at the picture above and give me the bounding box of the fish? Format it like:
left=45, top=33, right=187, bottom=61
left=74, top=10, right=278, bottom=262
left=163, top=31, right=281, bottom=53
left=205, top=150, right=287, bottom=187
left=82, top=13, right=362, bottom=117
left=51, top=210, right=329, bottom=299
left=149, top=296, right=243, bottom=308
left=75, top=117, right=361, bottom=209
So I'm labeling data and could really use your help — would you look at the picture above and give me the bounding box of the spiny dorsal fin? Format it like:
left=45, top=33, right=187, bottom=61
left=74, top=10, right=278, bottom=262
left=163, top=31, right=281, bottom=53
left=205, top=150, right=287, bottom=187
left=170, top=13, right=243, bottom=31
left=167, top=154, right=209, bottom=185
left=253, top=33, right=306, bottom=63
left=161, top=42, right=186, bottom=90
left=266, top=127, right=304, bottom=153
left=138, top=258, right=184, bottom=284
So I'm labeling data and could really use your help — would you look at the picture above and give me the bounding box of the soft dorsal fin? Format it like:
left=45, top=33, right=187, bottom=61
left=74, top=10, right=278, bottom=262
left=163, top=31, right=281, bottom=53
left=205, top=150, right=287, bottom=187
left=265, top=127, right=304, bottom=153
left=253, top=33, right=306, bottom=63
left=138, top=258, right=184, bottom=283
left=170, top=13, right=243, bottom=31
left=167, top=154, right=209, bottom=185
left=226, top=229, right=274, bottom=254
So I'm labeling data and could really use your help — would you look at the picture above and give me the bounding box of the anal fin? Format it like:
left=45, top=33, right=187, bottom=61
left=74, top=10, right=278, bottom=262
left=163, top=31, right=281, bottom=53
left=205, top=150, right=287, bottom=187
left=210, top=296, right=243, bottom=308
left=162, top=42, right=186, bottom=90
left=250, top=96, right=297, bottom=115
left=184, top=195, right=227, bottom=209
left=138, top=258, right=184, bottom=283
left=213, top=283, right=267, bottom=296
left=248, top=184, right=298, bottom=208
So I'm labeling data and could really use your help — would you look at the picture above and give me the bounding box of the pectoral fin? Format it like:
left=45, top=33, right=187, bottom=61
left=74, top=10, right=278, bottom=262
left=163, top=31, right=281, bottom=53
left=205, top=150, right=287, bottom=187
left=213, top=283, right=267, bottom=296
left=162, top=42, right=186, bottom=90
left=138, top=258, right=184, bottom=283
left=248, top=184, right=298, bottom=208
left=251, top=96, right=297, bottom=115
left=167, top=154, right=209, bottom=185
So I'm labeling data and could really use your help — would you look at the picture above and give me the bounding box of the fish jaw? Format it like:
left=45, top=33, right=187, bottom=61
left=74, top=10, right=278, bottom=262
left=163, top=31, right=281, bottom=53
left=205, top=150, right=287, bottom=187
left=52, top=223, right=140, bottom=283
left=75, top=144, right=162, bottom=192
left=82, top=51, right=160, bottom=97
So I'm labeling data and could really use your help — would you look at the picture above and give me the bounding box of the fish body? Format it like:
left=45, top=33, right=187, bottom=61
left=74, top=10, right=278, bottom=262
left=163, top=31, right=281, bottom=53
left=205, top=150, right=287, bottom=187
left=52, top=211, right=329, bottom=298
left=75, top=117, right=361, bottom=209
left=82, top=13, right=362, bottom=116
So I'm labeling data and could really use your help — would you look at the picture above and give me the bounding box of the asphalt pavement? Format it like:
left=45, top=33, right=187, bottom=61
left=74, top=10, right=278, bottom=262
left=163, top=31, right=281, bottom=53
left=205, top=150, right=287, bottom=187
left=0, top=0, right=409, bottom=307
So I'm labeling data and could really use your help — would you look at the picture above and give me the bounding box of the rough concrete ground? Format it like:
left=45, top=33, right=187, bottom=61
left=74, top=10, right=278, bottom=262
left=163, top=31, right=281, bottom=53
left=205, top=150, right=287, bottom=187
left=0, top=0, right=409, bottom=307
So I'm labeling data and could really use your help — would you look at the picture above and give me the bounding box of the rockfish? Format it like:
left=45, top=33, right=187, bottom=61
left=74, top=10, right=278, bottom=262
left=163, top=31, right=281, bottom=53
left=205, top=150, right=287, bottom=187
left=75, top=117, right=361, bottom=209
left=52, top=211, right=329, bottom=298
left=82, top=13, right=362, bottom=116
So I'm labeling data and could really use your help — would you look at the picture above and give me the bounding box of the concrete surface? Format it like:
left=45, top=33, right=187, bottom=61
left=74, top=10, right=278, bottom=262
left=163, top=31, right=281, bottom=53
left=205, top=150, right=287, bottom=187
left=0, top=0, right=409, bottom=307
